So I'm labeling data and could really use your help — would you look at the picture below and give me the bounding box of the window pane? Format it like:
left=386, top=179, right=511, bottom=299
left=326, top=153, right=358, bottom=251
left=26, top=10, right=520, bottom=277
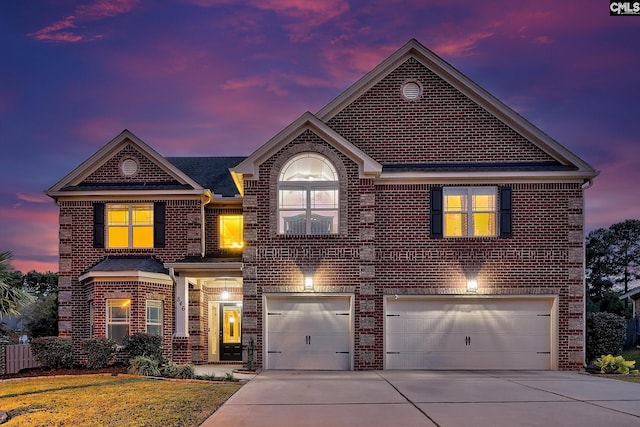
left=280, top=189, right=306, bottom=209
left=472, top=193, right=495, bottom=211
left=309, top=211, right=338, bottom=234
left=444, top=193, right=466, bottom=211
left=132, top=226, right=153, bottom=248
left=280, top=153, right=338, bottom=181
left=311, top=189, right=338, bottom=209
left=219, top=215, right=244, bottom=248
left=147, top=324, right=162, bottom=336
left=473, top=213, right=496, bottom=236
left=108, top=324, right=129, bottom=345
left=108, top=226, right=129, bottom=247
left=132, top=204, right=153, bottom=225
left=107, top=205, right=129, bottom=225
left=108, top=299, right=131, bottom=321
left=281, top=211, right=307, bottom=234
left=444, top=213, right=466, bottom=237
left=147, top=301, right=162, bottom=336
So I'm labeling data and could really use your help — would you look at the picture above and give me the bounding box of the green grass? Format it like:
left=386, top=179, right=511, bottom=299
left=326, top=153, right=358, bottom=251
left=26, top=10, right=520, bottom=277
left=622, top=348, right=640, bottom=367
left=0, top=374, right=241, bottom=426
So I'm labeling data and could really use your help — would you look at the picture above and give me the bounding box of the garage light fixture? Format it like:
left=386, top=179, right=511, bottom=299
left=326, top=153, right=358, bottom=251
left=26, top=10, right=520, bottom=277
left=304, top=275, right=314, bottom=290
left=466, top=276, right=478, bottom=292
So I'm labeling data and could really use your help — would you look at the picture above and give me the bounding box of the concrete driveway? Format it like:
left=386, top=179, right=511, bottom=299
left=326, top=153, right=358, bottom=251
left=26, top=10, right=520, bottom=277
left=201, top=370, right=640, bottom=427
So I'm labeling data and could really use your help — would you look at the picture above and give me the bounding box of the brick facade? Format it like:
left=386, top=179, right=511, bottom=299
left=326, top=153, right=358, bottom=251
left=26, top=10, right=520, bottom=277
left=48, top=39, right=596, bottom=371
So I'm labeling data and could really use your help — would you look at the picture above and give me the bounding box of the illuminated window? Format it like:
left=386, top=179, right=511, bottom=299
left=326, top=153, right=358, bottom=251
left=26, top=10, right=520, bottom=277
left=146, top=300, right=162, bottom=336
left=219, top=215, right=244, bottom=249
left=444, top=187, right=497, bottom=237
left=107, top=299, right=130, bottom=345
left=278, top=153, right=339, bottom=234
left=107, top=203, right=154, bottom=248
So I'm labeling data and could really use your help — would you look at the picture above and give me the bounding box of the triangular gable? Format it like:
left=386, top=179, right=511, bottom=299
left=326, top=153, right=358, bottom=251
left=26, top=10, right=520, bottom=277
left=47, top=130, right=208, bottom=197
left=317, top=39, right=597, bottom=179
left=230, top=112, right=382, bottom=195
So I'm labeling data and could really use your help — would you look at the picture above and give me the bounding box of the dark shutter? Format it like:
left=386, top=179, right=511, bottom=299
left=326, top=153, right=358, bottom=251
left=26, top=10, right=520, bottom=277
left=499, top=186, right=512, bottom=238
left=430, top=187, right=443, bottom=238
left=154, top=202, right=166, bottom=248
left=93, top=202, right=105, bottom=248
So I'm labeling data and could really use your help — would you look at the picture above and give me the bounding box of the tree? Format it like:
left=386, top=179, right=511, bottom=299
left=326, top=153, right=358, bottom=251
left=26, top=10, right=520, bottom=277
left=586, top=219, right=640, bottom=316
left=0, top=251, right=35, bottom=317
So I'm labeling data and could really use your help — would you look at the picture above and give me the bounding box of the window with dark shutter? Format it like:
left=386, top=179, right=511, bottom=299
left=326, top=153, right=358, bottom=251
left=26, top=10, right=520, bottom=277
left=93, top=202, right=105, bottom=248
left=153, top=202, right=166, bottom=248
left=430, top=187, right=443, bottom=238
left=499, top=186, right=512, bottom=238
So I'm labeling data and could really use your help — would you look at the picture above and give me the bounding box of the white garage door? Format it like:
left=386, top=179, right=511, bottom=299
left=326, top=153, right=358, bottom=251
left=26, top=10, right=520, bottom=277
left=266, top=296, right=352, bottom=370
left=385, top=297, right=553, bottom=370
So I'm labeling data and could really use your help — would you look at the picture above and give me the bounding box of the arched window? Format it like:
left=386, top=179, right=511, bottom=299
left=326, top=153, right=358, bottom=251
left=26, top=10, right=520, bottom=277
left=278, top=153, right=339, bottom=234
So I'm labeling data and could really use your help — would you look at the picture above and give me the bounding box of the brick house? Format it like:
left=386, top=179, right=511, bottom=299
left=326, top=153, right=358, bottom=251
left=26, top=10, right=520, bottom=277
left=47, top=39, right=597, bottom=370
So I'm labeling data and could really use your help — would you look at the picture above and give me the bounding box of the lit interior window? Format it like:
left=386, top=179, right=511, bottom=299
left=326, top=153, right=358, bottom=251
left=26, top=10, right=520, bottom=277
left=107, top=204, right=153, bottom=248
left=444, top=187, right=496, bottom=237
left=219, top=215, right=244, bottom=249
left=107, top=298, right=131, bottom=345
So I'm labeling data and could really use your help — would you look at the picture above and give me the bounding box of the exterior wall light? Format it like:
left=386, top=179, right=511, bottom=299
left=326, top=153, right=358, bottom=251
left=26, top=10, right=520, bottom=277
left=304, top=275, right=314, bottom=290
left=220, top=290, right=230, bottom=300
left=466, top=277, right=478, bottom=292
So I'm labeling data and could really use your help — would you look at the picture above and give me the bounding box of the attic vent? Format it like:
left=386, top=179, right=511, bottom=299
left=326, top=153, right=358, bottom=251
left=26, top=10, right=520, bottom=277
left=401, top=81, right=421, bottom=100
left=121, top=158, right=139, bottom=176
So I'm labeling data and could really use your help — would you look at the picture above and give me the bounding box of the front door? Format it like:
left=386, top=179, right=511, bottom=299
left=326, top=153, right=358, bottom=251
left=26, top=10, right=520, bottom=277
left=220, top=303, right=242, bottom=361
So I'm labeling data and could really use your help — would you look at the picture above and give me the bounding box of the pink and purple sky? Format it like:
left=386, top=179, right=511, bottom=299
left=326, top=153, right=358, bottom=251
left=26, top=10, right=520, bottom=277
left=0, top=1, right=638, bottom=273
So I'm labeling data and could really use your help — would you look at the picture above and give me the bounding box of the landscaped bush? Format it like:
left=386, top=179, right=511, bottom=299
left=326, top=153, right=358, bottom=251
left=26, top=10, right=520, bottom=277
left=161, top=361, right=195, bottom=379
left=122, top=332, right=163, bottom=361
left=128, top=356, right=161, bottom=376
left=586, top=312, right=626, bottom=363
left=30, top=336, right=74, bottom=369
left=81, top=337, right=116, bottom=369
left=594, top=354, right=639, bottom=375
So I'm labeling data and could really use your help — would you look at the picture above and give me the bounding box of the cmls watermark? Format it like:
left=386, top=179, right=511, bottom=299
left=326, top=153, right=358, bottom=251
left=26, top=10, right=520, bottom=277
left=610, top=1, right=640, bottom=15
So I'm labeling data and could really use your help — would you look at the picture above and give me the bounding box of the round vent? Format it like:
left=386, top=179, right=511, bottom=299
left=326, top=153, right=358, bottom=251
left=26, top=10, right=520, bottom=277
left=121, top=158, right=138, bottom=176
left=402, top=81, right=421, bottom=100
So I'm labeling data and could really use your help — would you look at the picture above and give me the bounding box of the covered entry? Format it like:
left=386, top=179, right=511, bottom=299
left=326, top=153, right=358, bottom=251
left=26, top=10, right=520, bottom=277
left=265, top=295, right=352, bottom=370
left=385, top=296, right=556, bottom=370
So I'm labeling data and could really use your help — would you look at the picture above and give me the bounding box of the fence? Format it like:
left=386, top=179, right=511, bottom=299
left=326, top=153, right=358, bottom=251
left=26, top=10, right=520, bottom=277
left=2, top=343, right=40, bottom=375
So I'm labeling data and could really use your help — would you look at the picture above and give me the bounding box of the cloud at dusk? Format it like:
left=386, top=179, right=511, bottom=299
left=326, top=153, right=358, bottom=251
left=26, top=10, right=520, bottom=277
left=1, top=1, right=638, bottom=272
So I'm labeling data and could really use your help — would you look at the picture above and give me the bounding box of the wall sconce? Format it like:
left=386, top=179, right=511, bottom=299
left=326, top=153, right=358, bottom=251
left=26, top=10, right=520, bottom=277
left=466, top=276, right=478, bottom=292
left=304, top=275, right=314, bottom=290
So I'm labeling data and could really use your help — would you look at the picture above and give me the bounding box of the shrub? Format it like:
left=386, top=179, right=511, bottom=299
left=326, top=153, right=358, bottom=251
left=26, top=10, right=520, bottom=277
left=128, top=356, right=161, bottom=376
left=161, top=361, right=195, bottom=379
left=81, top=337, right=116, bottom=369
left=595, top=354, right=639, bottom=375
left=31, top=337, right=74, bottom=369
left=122, top=333, right=163, bottom=361
left=586, top=312, right=626, bottom=363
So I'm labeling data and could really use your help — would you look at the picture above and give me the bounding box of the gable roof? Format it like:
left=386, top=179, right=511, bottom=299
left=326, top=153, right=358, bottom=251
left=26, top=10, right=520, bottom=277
left=316, top=38, right=597, bottom=180
left=47, top=130, right=210, bottom=198
left=230, top=111, right=382, bottom=194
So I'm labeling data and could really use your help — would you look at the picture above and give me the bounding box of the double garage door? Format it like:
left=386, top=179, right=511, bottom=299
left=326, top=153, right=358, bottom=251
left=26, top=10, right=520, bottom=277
left=265, top=296, right=352, bottom=370
left=264, top=295, right=555, bottom=370
left=385, top=297, right=555, bottom=370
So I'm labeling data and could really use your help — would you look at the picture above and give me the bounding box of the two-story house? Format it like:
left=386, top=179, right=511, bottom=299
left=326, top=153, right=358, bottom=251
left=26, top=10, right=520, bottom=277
left=47, top=39, right=597, bottom=370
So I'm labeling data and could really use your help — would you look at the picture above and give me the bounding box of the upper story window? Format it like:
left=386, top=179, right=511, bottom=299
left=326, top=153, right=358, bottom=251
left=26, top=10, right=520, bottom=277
left=107, top=203, right=154, bottom=248
left=431, top=186, right=511, bottom=238
left=444, top=187, right=497, bottom=237
left=278, top=153, right=339, bottom=235
left=219, top=215, right=244, bottom=249
left=93, top=202, right=166, bottom=249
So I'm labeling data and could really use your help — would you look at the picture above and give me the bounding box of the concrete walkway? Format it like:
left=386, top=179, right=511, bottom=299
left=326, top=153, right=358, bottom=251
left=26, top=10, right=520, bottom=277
left=201, top=370, right=640, bottom=427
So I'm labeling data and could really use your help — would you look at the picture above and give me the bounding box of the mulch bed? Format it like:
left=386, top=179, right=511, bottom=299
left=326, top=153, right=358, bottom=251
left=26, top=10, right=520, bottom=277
left=1, top=364, right=128, bottom=380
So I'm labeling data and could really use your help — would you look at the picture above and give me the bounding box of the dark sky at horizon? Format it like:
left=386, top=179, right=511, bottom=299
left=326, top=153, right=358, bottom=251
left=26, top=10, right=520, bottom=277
left=1, top=0, right=638, bottom=273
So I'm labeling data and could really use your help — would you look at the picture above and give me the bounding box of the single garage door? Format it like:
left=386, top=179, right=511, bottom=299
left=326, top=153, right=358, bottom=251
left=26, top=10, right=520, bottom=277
left=265, top=296, right=352, bottom=370
left=385, top=297, right=554, bottom=370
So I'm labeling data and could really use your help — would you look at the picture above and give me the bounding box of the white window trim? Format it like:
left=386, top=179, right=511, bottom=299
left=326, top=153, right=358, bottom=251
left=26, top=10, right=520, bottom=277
left=443, top=186, right=498, bottom=237
left=146, top=300, right=163, bottom=336
left=107, top=299, right=130, bottom=345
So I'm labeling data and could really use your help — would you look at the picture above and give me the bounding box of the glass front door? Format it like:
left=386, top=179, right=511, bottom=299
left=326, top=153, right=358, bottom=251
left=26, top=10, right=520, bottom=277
left=220, top=303, right=242, bottom=361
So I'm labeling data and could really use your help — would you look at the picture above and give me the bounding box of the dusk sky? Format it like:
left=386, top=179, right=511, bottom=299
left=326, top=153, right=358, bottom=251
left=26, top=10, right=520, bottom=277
left=0, top=1, right=638, bottom=273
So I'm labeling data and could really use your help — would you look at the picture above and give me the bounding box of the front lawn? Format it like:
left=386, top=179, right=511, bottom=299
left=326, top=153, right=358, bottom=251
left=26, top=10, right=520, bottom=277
left=0, top=374, right=241, bottom=426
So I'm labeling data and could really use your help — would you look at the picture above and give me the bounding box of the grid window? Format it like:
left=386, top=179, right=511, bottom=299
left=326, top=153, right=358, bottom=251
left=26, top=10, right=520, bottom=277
left=107, top=299, right=130, bottom=345
left=107, top=203, right=153, bottom=248
left=444, top=187, right=497, bottom=237
left=146, top=300, right=162, bottom=336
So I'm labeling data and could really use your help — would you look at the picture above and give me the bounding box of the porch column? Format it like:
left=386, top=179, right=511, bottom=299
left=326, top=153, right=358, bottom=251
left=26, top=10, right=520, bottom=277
left=174, top=275, right=189, bottom=337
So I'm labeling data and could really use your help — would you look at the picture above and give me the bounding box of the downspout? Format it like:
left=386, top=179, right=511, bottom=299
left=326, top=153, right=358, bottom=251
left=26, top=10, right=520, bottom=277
left=581, top=178, right=592, bottom=368
left=201, top=190, right=213, bottom=258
